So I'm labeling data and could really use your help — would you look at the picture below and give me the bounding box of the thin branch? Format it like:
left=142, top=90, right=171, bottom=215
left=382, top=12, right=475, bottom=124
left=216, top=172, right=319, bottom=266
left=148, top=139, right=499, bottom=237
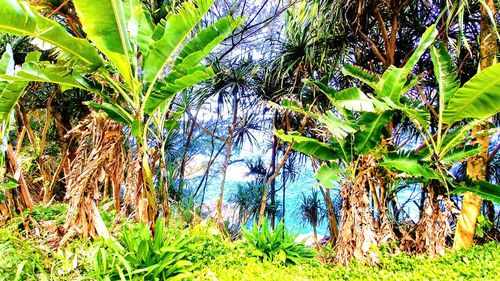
left=357, top=29, right=388, bottom=66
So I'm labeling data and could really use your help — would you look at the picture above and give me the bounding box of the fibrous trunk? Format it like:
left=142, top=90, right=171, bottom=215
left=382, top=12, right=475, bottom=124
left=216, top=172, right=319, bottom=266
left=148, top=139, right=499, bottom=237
left=61, top=115, right=125, bottom=242
left=335, top=155, right=396, bottom=265
left=401, top=184, right=452, bottom=256
left=334, top=179, right=379, bottom=266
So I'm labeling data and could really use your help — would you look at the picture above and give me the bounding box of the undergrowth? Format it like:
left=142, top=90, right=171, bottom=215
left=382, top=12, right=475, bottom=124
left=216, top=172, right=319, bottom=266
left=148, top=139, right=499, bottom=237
left=0, top=204, right=499, bottom=280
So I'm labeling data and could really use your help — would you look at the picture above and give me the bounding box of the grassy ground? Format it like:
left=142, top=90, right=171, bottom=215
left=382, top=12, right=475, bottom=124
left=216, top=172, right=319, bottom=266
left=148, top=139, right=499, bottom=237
left=191, top=242, right=500, bottom=281
left=0, top=204, right=499, bottom=280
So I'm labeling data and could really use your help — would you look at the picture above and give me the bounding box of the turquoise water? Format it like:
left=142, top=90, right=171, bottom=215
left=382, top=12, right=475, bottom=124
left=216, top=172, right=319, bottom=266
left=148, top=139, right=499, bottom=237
left=190, top=166, right=332, bottom=236
left=188, top=162, right=421, bottom=237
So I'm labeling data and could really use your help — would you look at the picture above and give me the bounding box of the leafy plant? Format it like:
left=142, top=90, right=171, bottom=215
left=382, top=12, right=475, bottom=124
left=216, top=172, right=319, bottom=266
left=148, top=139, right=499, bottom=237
left=0, top=227, right=49, bottom=281
left=186, top=221, right=230, bottom=266
left=242, top=217, right=314, bottom=264
left=21, top=203, right=67, bottom=225
left=91, top=217, right=197, bottom=280
left=0, top=0, right=243, bottom=221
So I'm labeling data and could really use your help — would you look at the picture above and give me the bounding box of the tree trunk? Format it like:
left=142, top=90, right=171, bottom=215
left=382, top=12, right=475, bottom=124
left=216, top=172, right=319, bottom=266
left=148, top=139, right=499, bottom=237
left=405, top=182, right=452, bottom=256
left=321, top=187, right=339, bottom=245
left=217, top=89, right=239, bottom=224
left=7, top=145, right=34, bottom=210
left=282, top=170, right=286, bottom=225
left=269, top=136, right=277, bottom=230
left=453, top=0, right=496, bottom=250
left=258, top=141, right=294, bottom=226
left=63, top=115, right=124, bottom=239
left=334, top=180, right=378, bottom=266
left=179, top=109, right=200, bottom=187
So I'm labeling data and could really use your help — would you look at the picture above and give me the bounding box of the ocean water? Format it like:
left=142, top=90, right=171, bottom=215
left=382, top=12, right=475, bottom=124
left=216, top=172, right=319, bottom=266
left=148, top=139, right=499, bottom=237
left=192, top=167, right=423, bottom=237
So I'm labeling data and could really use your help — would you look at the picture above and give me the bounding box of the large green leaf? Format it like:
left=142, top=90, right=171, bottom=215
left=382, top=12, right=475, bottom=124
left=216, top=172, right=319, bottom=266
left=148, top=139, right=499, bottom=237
left=315, top=163, right=341, bottom=189
left=380, top=155, right=439, bottom=180
left=375, top=66, right=406, bottom=102
left=429, top=43, right=459, bottom=113
left=126, top=0, right=155, bottom=56
left=142, top=0, right=213, bottom=83
left=375, top=25, right=437, bottom=102
left=275, top=130, right=338, bottom=161
left=73, top=0, right=134, bottom=85
left=144, top=66, right=215, bottom=114
left=0, top=61, right=92, bottom=91
left=401, top=24, right=438, bottom=75
left=87, top=102, right=133, bottom=125
left=330, top=137, right=352, bottom=163
left=439, top=122, right=477, bottom=158
left=143, top=16, right=240, bottom=114
left=440, top=145, right=482, bottom=165
left=306, top=79, right=374, bottom=112
left=443, top=63, right=500, bottom=125
left=0, top=0, right=102, bottom=68
left=174, top=16, right=242, bottom=71
left=353, top=111, right=393, bottom=154
left=318, top=111, right=357, bottom=140
left=453, top=181, right=500, bottom=204
left=303, top=79, right=336, bottom=98
left=0, top=52, right=40, bottom=121
left=335, top=87, right=374, bottom=112
left=0, top=43, right=14, bottom=75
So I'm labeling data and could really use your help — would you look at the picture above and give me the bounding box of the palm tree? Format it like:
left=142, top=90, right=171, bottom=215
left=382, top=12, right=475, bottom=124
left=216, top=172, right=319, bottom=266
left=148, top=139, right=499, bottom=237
left=201, top=56, right=263, bottom=224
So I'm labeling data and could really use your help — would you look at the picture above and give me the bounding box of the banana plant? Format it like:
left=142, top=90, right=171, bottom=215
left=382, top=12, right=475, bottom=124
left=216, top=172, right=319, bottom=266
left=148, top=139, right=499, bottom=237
left=275, top=24, right=439, bottom=183
left=375, top=43, right=500, bottom=202
left=272, top=25, right=439, bottom=263
left=0, top=0, right=242, bottom=220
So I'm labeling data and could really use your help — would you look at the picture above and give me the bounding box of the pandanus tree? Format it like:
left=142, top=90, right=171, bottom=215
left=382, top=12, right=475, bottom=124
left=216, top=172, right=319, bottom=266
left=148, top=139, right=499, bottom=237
left=0, top=0, right=241, bottom=235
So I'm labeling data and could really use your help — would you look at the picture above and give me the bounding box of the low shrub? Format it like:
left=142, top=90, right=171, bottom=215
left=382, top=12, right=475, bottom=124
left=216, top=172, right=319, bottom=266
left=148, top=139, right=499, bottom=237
left=22, top=203, right=67, bottom=225
left=90, top=217, right=197, bottom=280
left=241, top=217, right=315, bottom=264
left=191, top=242, right=500, bottom=281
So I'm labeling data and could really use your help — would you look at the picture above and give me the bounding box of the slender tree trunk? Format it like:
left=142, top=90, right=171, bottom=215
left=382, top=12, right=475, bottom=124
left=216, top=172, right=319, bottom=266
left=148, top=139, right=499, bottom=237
left=179, top=109, right=200, bottom=186
left=312, top=222, right=318, bottom=247
left=321, top=187, right=339, bottom=245
left=282, top=171, right=286, bottom=225
left=258, top=141, right=294, bottom=226
left=453, top=0, right=496, bottom=250
left=7, top=145, right=34, bottom=209
left=217, top=89, right=239, bottom=224
left=269, top=136, right=277, bottom=230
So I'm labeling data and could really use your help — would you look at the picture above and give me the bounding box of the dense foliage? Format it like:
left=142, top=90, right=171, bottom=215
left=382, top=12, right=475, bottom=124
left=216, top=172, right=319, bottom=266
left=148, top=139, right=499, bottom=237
left=0, top=0, right=499, bottom=279
left=1, top=208, right=498, bottom=280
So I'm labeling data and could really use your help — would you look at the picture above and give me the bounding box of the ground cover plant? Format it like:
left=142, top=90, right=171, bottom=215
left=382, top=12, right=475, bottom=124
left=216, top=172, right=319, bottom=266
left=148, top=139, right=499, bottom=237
left=1, top=210, right=499, bottom=280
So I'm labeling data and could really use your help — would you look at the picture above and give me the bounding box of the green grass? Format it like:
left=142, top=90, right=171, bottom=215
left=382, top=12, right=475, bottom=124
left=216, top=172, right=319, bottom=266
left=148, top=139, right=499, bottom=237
left=22, top=203, right=67, bottom=225
left=191, top=242, right=500, bottom=281
left=0, top=207, right=499, bottom=281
